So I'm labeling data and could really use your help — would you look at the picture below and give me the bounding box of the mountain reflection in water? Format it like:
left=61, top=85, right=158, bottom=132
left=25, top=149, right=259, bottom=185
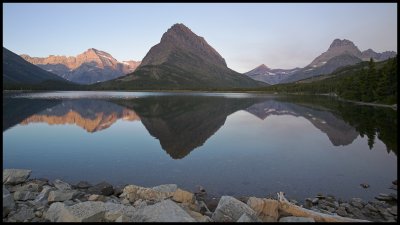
left=3, top=94, right=397, bottom=157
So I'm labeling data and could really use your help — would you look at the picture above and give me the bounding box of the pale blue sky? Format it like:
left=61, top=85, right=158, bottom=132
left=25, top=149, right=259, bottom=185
left=3, top=3, right=397, bottom=72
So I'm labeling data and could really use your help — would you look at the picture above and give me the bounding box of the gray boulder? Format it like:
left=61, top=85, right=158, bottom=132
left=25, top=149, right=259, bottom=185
left=3, top=185, right=15, bottom=217
left=88, top=182, right=114, bottom=196
left=279, top=216, right=315, bottom=222
left=128, top=199, right=196, bottom=222
left=3, top=169, right=32, bottom=185
left=53, top=179, right=72, bottom=191
left=75, top=181, right=92, bottom=189
left=62, top=201, right=106, bottom=222
left=9, top=182, right=41, bottom=193
left=45, top=202, right=68, bottom=222
left=33, top=185, right=53, bottom=204
left=212, top=196, right=258, bottom=222
left=8, top=207, right=35, bottom=222
left=237, top=213, right=262, bottom=222
left=104, top=202, right=136, bottom=221
left=46, top=201, right=106, bottom=222
left=13, top=190, right=38, bottom=201
left=48, top=190, right=76, bottom=203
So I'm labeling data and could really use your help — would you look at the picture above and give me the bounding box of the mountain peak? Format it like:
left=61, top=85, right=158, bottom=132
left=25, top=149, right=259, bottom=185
left=161, top=23, right=199, bottom=43
left=258, top=64, right=270, bottom=70
left=170, top=23, right=191, bottom=31
left=329, top=39, right=356, bottom=49
left=141, top=23, right=227, bottom=67
left=363, top=48, right=376, bottom=54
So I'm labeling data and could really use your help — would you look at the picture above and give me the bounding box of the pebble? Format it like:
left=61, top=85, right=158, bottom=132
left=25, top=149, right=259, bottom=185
left=34, top=211, right=42, bottom=218
left=360, top=183, right=370, bottom=189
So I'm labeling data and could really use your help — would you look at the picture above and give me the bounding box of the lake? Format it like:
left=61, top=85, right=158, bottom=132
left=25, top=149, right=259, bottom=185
left=3, top=91, right=397, bottom=202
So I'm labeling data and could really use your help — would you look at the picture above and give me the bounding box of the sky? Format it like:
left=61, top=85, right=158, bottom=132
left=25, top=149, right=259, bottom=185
left=3, top=3, right=397, bottom=73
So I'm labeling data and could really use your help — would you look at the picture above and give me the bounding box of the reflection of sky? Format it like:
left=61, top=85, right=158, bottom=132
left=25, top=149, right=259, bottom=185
left=3, top=104, right=396, bottom=201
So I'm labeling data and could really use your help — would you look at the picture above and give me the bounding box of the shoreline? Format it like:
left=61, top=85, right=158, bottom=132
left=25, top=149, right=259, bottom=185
left=3, top=169, right=397, bottom=222
left=3, top=89, right=396, bottom=109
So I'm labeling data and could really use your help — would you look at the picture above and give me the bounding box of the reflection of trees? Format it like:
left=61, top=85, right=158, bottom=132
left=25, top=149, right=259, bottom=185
left=278, top=95, right=397, bottom=155
left=337, top=104, right=397, bottom=154
left=2, top=97, right=61, bottom=131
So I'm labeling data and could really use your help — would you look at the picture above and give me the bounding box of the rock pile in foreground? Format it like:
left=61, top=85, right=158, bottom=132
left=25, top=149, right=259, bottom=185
left=2, top=169, right=397, bottom=222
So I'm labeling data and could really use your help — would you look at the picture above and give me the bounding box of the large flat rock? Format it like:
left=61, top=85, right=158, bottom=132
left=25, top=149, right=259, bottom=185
left=46, top=201, right=106, bottom=222
left=212, top=196, right=258, bottom=222
left=3, top=169, right=31, bottom=185
left=121, top=184, right=173, bottom=203
left=127, top=199, right=196, bottom=222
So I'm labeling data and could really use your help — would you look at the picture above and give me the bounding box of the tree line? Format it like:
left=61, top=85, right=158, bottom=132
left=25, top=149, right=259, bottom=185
left=256, top=57, right=397, bottom=105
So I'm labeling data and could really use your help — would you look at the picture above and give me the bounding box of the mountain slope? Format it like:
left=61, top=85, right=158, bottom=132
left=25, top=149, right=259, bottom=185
left=246, top=39, right=396, bottom=85
left=3, top=47, right=72, bottom=89
left=361, top=49, right=397, bottom=61
left=281, top=54, right=362, bottom=83
left=96, top=23, right=267, bottom=90
left=21, top=48, right=141, bottom=84
left=244, top=64, right=300, bottom=84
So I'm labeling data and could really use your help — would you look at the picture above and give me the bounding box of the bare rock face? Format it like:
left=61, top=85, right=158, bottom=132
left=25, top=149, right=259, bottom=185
left=361, top=49, right=397, bottom=61
left=20, top=49, right=140, bottom=84
left=140, top=23, right=227, bottom=67
left=308, top=39, right=362, bottom=68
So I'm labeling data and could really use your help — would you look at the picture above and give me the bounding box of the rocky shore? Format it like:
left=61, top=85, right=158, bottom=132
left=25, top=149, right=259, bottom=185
left=3, top=169, right=397, bottom=222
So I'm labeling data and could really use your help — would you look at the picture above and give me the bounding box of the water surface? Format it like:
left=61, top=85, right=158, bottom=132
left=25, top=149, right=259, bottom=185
left=3, top=91, right=397, bottom=201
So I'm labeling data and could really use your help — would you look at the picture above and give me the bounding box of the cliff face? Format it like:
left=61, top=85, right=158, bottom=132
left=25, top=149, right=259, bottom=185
left=20, top=48, right=140, bottom=84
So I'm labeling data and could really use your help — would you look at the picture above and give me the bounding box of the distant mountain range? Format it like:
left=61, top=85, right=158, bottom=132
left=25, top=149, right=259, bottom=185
left=245, top=39, right=397, bottom=84
left=21, top=48, right=140, bottom=84
left=96, top=23, right=266, bottom=89
left=3, top=24, right=396, bottom=89
left=244, top=64, right=300, bottom=85
left=3, top=47, right=72, bottom=89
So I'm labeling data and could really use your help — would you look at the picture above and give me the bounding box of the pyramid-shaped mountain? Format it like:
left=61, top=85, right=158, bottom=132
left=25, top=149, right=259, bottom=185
left=98, top=23, right=266, bottom=89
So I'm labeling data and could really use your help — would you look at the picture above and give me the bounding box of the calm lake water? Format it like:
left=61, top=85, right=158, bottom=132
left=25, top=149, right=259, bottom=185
left=3, top=91, right=397, bottom=201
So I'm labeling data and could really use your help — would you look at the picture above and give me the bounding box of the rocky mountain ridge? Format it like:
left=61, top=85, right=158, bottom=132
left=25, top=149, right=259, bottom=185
left=21, top=48, right=141, bottom=84
left=245, top=39, right=396, bottom=84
